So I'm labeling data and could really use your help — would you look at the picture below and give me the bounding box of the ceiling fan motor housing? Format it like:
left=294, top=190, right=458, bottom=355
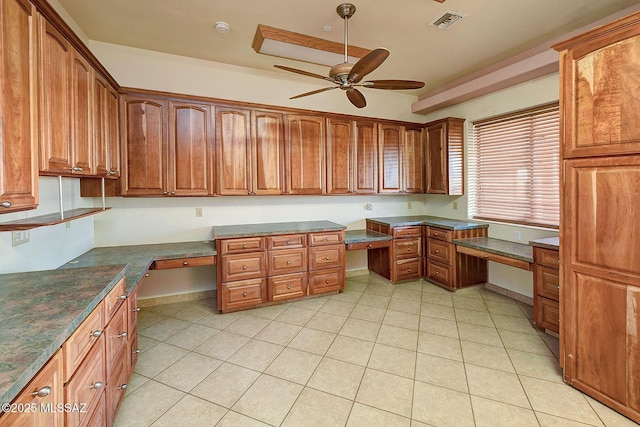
left=337, top=3, right=356, bottom=19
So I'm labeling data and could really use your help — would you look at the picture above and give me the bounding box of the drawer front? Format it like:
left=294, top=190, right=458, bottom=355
left=392, top=226, right=422, bottom=239
left=268, top=248, right=307, bottom=275
left=220, top=252, right=266, bottom=282
left=221, top=278, right=267, bottom=311
left=427, top=238, right=452, bottom=264
left=534, top=247, right=560, bottom=269
left=535, top=265, right=560, bottom=301
left=394, top=237, right=422, bottom=259
left=394, top=258, right=422, bottom=281
left=426, top=226, right=452, bottom=242
left=269, top=272, right=308, bottom=301
left=309, top=230, right=344, bottom=246
left=345, top=239, right=391, bottom=251
left=426, top=259, right=452, bottom=288
left=106, top=352, right=128, bottom=426
left=309, top=244, right=345, bottom=271
left=65, top=334, right=106, bottom=427
left=535, top=297, right=559, bottom=333
left=219, top=237, right=265, bottom=254
left=128, top=326, right=139, bottom=373
left=127, top=288, right=139, bottom=334
left=104, top=277, right=127, bottom=322
left=63, top=302, right=105, bottom=383
left=309, top=268, right=343, bottom=295
left=267, top=234, right=306, bottom=250
left=105, top=302, right=128, bottom=382
left=154, top=255, right=215, bottom=269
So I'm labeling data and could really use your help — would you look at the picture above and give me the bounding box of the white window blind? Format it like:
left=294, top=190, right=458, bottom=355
left=469, top=103, right=560, bottom=228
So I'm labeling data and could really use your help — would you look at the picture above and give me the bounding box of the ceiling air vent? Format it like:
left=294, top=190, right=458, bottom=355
left=429, top=10, right=466, bottom=29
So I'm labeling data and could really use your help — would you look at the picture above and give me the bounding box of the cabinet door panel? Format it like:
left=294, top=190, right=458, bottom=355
left=70, top=49, right=93, bottom=175
left=216, top=108, right=251, bottom=195
left=105, top=85, right=120, bottom=177
left=285, top=114, right=325, bottom=195
left=378, top=124, right=402, bottom=193
left=326, top=118, right=353, bottom=194
left=94, top=74, right=119, bottom=178
left=403, top=127, right=424, bottom=193
left=426, top=122, right=446, bottom=194
left=252, top=110, right=284, bottom=195
left=354, top=120, right=377, bottom=194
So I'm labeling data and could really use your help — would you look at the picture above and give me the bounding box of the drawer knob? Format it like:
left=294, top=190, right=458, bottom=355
left=286, top=260, right=291, bottom=265
left=287, top=285, right=292, bottom=289
left=434, top=250, right=439, bottom=254
left=242, top=265, right=248, bottom=270
left=557, top=259, right=560, bottom=264
left=0, top=201, right=11, bottom=208
left=286, top=241, right=291, bottom=245
left=31, top=386, right=51, bottom=398
left=242, top=244, right=247, bottom=249
left=134, top=307, right=141, bottom=312
left=91, top=330, right=103, bottom=338
left=119, top=332, right=128, bottom=338
left=407, top=248, right=411, bottom=252
left=484, top=255, right=488, bottom=259
left=119, top=294, right=127, bottom=300
left=90, top=381, right=103, bottom=390
left=367, top=244, right=372, bottom=248
left=242, top=292, right=248, bottom=297
left=557, top=285, right=560, bottom=289
left=408, top=268, right=412, bottom=272
left=118, top=384, right=128, bottom=390
left=325, top=280, right=330, bottom=284
left=134, top=349, right=140, bottom=355
left=434, top=233, right=438, bottom=236
left=71, top=166, right=84, bottom=171
left=145, top=273, right=150, bottom=277
left=435, top=271, right=439, bottom=275
left=324, top=256, right=330, bottom=260
left=183, top=261, right=188, bottom=266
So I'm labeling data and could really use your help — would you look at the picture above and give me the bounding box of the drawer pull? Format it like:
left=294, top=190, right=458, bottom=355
left=434, top=271, right=439, bottom=275
left=119, top=294, right=127, bottom=300
left=408, top=268, right=412, bottom=272
left=118, top=384, right=128, bottom=390
left=484, top=255, right=488, bottom=259
left=183, top=261, right=188, bottom=266
left=325, top=280, right=330, bottom=284
left=133, top=349, right=140, bottom=355
left=557, top=259, right=560, bottom=264
left=134, top=307, right=141, bottom=312
left=0, top=201, right=11, bottom=208
left=242, top=265, right=248, bottom=270
left=90, top=381, right=103, bottom=390
left=287, top=285, right=292, bottom=289
left=434, top=250, right=439, bottom=254
left=31, top=386, right=51, bottom=398
left=434, top=232, right=439, bottom=236
left=367, top=244, right=372, bottom=248
left=145, top=273, right=150, bottom=277
left=91, top=330, right=103, bottom=338
left=242, top=244, right=247, bottom=249
left=286, top=241, right=291, bottom=245
left=71, top=166, right=84, bottom=172
left=407, top=248, right=411, bottom=252
left=242, top=292, right=248, bottom=297
left=557, top=285, right=560, bottom=289
left=108, top=170, right=117, bottom=176
left=324, top=256, right=330, bottom=260
left=286, top=260, right=291, bottom=265
left=119, top=332, right=128, bottom=338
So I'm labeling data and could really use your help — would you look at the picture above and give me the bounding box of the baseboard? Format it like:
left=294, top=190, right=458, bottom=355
left=483, top=282, right=533, bottom=306
left=346, top=268, right=370, bottom=278
left=138, top=289, right=217, bottom=307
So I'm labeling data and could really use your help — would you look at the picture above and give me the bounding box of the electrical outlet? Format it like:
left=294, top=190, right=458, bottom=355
left=453, top=201, right=458, bottom=210
left=195, top=207, right=203, bottom=217
left=12, top=230, right=30, bottom=247
left=514, top=231, right=521, bottom=241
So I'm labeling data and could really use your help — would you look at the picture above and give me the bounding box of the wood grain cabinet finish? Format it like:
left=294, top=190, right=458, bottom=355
left=308, top=230, right=345, bottom=295
left=326, top=118, right=354, bottom=194
left=533, top=247, right=559, bottom=333
left=402, top=126, right=424, bottom=193
left=285, top=114, right=326, bottom=195
left=93, top=72, right=120, bottom=178
left=69, top=49, right=94, bottom=176
left=252, top=110, right=285, bottom=195
left=554, top=13, right=640, bottom=422
left=217, top=237, right=268, bottom=311
left=424, top=117, right=464, bottom=195
left=378, top=124, right=402, bottom=193
left=62, top=300, right=104, bottom=383
left=0, top=0, right=39, bottom=213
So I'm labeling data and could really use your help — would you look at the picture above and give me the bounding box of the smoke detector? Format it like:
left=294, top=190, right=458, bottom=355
left=215, top=21, right=231, bottom=34
left=429, top=10, right=466, bottom=29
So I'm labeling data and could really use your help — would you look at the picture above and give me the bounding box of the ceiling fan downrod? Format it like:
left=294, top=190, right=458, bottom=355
left=337, top=3, right=356, bottom=64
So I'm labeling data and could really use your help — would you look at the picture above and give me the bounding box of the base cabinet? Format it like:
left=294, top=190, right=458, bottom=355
left=533, top=247, right=560, bottom=333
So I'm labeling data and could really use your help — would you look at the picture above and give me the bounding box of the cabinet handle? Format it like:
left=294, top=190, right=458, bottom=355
left=242, top=292, right=248, bottom=297
left=118, top=384, right=128, bottom=390
left=324, top=256, right=330, bottom=260
left=31, top=386, right=52, bottom=398
left=71, top=166, right=83, bottom=171
left=557, top=285, right=560, bottom=289
left=325, top=280, right=330, bottom=284
left=90, top=381, right=103, bottom=390
left=163, top=191, right=169, bottom=195
left=145, top=273, right=149, bottom=277
left=0, top=201, right=11, bottom=208
left=408, top=268, right=412, bottom=272
left=133, top=349, right=140, bottom=355
left=242, top=265, right=247, bottom=270
left=119, top=332, right=128, bottom=338
left=242, top=244, right=247, bottom=249
left=286, top=260, right=291, bottom=265
left=367, top=244, right=372, bottom=248
left=434, top=250, right=439, bottom=254
left=171, top=191, right=176, bottom=195
left=91, top=330, right=103, bottom=338
left=286, top=241, right=291, bottom=245
left=435, top=271, right=439, bottom=275
left=107, top=171, right=117, bottom=176
left=434, top=233, right=439, bottom=236
left=119, top=294, right=127, bottom=300
left=183, top=261, right=188, bottom=266
left=484, top=255, right=488, bottom=259
left=557, top=259, right=560, bottom=264
left=134, top=307, right=141, bottom=312
left=287, top=285, right=292, bottom=289
left=407, top=248, right=411, bottom=252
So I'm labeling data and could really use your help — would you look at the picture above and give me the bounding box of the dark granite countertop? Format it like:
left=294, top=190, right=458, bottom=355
left=212, top=220, right=346, bottom=239
left=366, top=216, right=488, bottom=231
left=529, top=236, right=560, bottom=250
left=453, top=237, right=534, bottom=263
left=0, top=265, right=127, bottom=407
left=345, top=229, right=393, bottom=244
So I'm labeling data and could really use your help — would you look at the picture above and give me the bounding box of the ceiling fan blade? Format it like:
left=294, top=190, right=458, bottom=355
left=346, top=88, right=366, bottom=108
left=348, top=48, right=389, bottom=83
left=290, top=86, right=338, bottom=99
left=274, top=65, right=334, bottom=82
left=361, top=80, right=425, bottom=90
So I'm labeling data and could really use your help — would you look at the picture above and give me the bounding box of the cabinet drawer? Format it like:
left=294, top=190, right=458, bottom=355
left=267, top=234, right=306, bottom=250
left=392, top=226, right=422, bottom=239
left=309, top=244, right=345, bottom=271
left=456, top=245, right=532, bottom=271
left=268, top=248, right=307, bottom=275
left=309, top=268, right=343, bottom=295
left=127, top=288, right=139, bottom=334
left=219, top=237, right=265, bottom=254
left=104, top=277, right=127, bottom=323
left=154, top=255, right=215, bottom=269
left=220, top=252, right=266, bottom=282
left=63, top=302, right=105, bottom=383
left=426, top=226, right=452, bottom=242
left=221, top=278, right=267, bottom=311
left=535, top=297, right=559, bottom=333
left=535, top=265, right=560, bottom=301
left=534, top=247, right=560, bottom=269
left=426, top=259, right=452, bottom=288
left=345, top=239, right=391, bottom=251
left=128, top=326, right=139, bottom=373
left=106, top=351, right=128, bottom=426
left=309, top=230, right=344, bottom=246
left=269, top=272, right=308, bottom=301
left=394, top=258, right=422, bottom=281
left=65, top=334, right=106, bottom=427
left=105, top=302, right=128, bottom=382
left=394, top=237, right=422, bottom=259
left=427, top=238, right=452, bottom=264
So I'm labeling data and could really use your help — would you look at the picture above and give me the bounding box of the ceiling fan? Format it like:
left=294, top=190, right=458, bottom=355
left=274, top=3, right=425, bottom=108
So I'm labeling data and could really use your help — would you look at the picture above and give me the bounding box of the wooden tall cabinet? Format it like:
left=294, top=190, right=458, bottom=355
left=424, top=117, right=464, bottom=195
left=251, top=110, right=284, bottom=195
left=378, top=124, right=403, bottom=193
left=402, top=126, right=424, bottom=193
left=554, top=12, right=640, bottom=423
left=326, top=118, right=354, bottom=194
left=0, top=0, right=39, bottom=213
left=285, top=114, right=325, bottom=195
left=94, top=72, right=120, bottom=178
left=354, top=120, right=378, bottom=194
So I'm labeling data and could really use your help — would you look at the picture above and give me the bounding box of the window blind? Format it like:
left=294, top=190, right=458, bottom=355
left=469, top=103, right=560, bottom=228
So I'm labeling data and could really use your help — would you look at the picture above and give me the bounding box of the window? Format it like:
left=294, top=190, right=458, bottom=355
left=469, top=102, right=560, bottom=228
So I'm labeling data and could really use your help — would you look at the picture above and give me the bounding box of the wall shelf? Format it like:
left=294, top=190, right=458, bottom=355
left=0, top=208, right=110, bottom=231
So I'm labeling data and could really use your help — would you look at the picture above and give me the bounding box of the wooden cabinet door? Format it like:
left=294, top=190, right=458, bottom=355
left=285, top=114, right=325, bottom=195
left=120, top=96, right=168, bottom=196
left=425, top=118, right=464, bottom=195
left=402, top=126, right=424, bottom=193
left=354, top=120, right=377, bottom=194
left=0, top=0, right=38, bottom=213
left=378, top=123, right=402, bottom=193
left=105, top=85, right=120, bottom=178
left=425, top=121, right=447, bottom=194
left=326, top=118, right=354, bottom=194
left=169, top=101, right=214, bottom=196
left=40, top=19, right=73, bottom=174
left=252, top=110, right=284, bottom=195
left=94, top=73, right=119, bottom=178
left=70, top=49, right=93, bottom=175
left=216, top=107, right=251, bottom=195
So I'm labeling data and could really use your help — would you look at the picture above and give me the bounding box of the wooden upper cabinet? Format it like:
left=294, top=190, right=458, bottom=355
left=557, top=21, right=640, bottom=159
left=252, top=110, right=284, bottom=195
left=120, top=95, right=168, bottom=196
left=326, top=118, right=354, bottom=194
left=354, top=120, right=378, bottom=194
left=0, top=0, right=38, bottom=214
left=402, top=126, right=424, bottom=193
left=94, top=73, right=119, bottom=178
left=285, top=114, right=325, bottom=195
left=378, top=123, right=402, bottom=193
left=215, top=107, right=251, bottom=195
left=170, top=101, right=214, bottom=196
left=70, top=49, right=93, bottom=175
left=425, top=117, right=464, bottom=195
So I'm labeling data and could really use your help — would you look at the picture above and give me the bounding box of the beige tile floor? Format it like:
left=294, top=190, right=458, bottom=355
left=114, top=274, right=637, bottom=427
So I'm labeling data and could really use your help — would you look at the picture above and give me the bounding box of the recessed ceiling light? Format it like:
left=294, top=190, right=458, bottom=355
left=214, top=21, right=231, bottom=34
left=323, top=25, right=332, bottom=32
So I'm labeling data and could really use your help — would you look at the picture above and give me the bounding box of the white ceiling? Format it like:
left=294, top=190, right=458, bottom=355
left=57, top=0, right=638, bottom=96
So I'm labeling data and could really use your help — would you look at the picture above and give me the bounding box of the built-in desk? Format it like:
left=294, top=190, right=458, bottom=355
left=454, top=237, right=534, bottom=271
left=344, top=230, right=392, bottom=251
